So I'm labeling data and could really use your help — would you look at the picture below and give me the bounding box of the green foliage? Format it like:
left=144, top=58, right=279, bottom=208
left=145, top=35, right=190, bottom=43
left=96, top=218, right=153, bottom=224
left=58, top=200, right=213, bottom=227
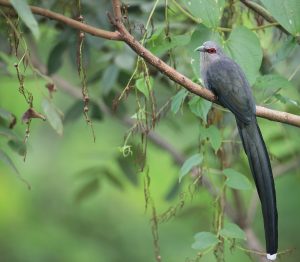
left=47, top=41, right=68, bottom=75
left=223, top=168, right=252, bottom=190
left=101, top=65, right=119, bottom=95
left=192, top=232, right=219, bottom=251
left=188, top=96, right=212, bottom=124
left=135, top=77, right=154, bottom=99
left=220, top=222, right=246, bottom=240
left=149, top=33, right=191, bottom=57
left=171, top=89, right=188, bottom=114
left=0, top=0, right=300, bottom=261
left=10, top=0, right=39, bottom=39
left=179, top=153, right=203, bottom=182
left=260, top=0, right=300, bottom=36
left=224, top=26, right=263, bottom=85
left=184, top=0, right=225, bottom=28
left=42, top=99, right=63, bottom=136
left=0, top=148, right=19, bottom=175
left=254, top=74, right=294, bottom=90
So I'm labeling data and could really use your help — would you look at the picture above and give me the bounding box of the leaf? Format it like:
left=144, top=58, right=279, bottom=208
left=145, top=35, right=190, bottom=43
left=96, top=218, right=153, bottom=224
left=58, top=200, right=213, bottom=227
left=8, top=139, right=27, bottom=156
left=103, top=169, right=124, bottom=190
left=188, top=96, right=212, bottom=124
left=117, top=155, right=138, bottom=186
left=0, top=108, right=16, bottom=126
left=260, top=0, right=300, bottom=36
left=274, top=94, right=300, bottom=108
left=0, top=127, right=19, bottom=140
left=42, top=99, right=63, bottom=136
left=254, top=74, right=294, bottom=90
left=220, top=222, right=246, bottom=240
left=64, top=100, right=83, bottom=124
left=114, top=52, right=135, bottom=70
left=10, top=0, right=40, bottom=39
left=148, top=33, right=191, bottom=56
left=192, top=232, right=219, bottom=251
left=0, top=149, right=19, bottom=175
left=184, top=0, right=225, bottom=28
left=75, top=178, right=99, bottom=203
left=272, top=36, right=297, bottom=65
left=90, top=102, right=103, bottom=121
left=223, top=168, right=252, bottom=190
left=207, top=126, right=222, bottom=153
left=171, top=89, right=188, bottom=114
left=47, top=41, right=68, bottom=75
left=224, top=26, right=263, bottom=85
left=135, top=77, right=154, bottom=100
left=101, top=65, right=119, bottom=95
left=179, top=153, right=203, bottom=182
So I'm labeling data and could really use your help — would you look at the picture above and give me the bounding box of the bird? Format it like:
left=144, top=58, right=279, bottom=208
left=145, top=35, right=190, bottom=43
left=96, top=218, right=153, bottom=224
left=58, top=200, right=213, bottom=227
left=196, top=41, right=278, bottom=261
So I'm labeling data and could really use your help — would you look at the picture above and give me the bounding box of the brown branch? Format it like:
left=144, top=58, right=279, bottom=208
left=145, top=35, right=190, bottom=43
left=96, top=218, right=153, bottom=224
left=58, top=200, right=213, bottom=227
left=111, top=0, right=122, bottom=21
left=114, top=20, right=300, bottom=127
left=1, top=0, right=300, bottom=128
left=0, top=0, right=121, bottom=40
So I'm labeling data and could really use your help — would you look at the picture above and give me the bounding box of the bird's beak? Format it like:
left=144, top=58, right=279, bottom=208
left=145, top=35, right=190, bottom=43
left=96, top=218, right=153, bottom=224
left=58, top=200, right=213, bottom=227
left=195, top=45, right=205, bottom=52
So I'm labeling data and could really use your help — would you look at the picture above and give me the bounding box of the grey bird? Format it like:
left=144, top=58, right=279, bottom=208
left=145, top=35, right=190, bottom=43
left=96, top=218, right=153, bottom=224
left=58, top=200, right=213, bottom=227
left=196, top=41, right=278, bottom=261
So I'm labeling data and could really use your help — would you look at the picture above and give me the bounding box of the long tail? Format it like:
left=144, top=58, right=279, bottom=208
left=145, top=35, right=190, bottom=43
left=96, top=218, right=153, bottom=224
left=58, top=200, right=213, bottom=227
left=236, top=118, right=278, bottom=259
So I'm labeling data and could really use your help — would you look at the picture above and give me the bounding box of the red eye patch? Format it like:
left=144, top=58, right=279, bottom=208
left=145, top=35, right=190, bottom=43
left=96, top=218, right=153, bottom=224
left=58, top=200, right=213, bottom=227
left=206, top=48, right=216, bottom=54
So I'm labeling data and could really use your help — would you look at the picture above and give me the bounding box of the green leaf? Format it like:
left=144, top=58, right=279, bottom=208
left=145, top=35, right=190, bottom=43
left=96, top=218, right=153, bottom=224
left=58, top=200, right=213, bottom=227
left=0, top=108, right=16, bottom=128
left=0, top=127, right=18, bottom=141
left=260, top=0, right=300, bottom=36
left=10, top=0, right=40, bottom=39
left=223, top=168, right=252, bottom=190
left=192, top=232, right=219, bottom=251
left=188, top=96, right=212, bottom=124
left=47, top=41, right=68, bottom=75
left=42, top=99, right=63, bottom=136
left=75, top=178, right=99, bottom=203
left=0, top=127, right=26, bottom=156
left=149, top=34, right=191, bottom=56
left=220, top=222, right=246, bottom=240
left=131, top=108, right=146, bottom=120
left=8, top=139, right=27, bottom=156
left=0, top=52, right=18, bottom=75
left=224, top=26, right=263, bottom=85
left=117, top=155, right=138, bottom=186
left=135, top=77, right=154, bottom=100
left=274, top=94, right=300, bottom=108
left=179, top=153, right=203, bottom=182
left=207, top=126, right=222, bottom=153
left=184, top=0, right=225, bottom=28
left=64, top=100, right=83, bottom=124
left=272, top=36, right=297, bottom=65
left=171, top=89, right=188, bottom=114
left=254, top=74, right=294, bottom=90
left=0, top=149, right=19, bottom=175
left=101, top=65, right=119, bottom=95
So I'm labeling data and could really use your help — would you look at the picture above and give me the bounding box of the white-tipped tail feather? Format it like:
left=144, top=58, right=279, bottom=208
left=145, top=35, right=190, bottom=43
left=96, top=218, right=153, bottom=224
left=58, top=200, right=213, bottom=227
left=267, top=253, right=277, bottom=260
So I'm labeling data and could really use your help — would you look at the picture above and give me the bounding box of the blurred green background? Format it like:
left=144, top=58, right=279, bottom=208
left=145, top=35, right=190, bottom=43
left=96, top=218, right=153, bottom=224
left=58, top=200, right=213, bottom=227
left=1, top=0, right=300, bottom=261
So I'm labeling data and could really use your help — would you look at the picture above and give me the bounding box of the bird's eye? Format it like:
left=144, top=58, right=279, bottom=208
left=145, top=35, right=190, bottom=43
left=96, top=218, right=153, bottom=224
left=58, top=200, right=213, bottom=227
left=207, top=48, right=216, bottom=54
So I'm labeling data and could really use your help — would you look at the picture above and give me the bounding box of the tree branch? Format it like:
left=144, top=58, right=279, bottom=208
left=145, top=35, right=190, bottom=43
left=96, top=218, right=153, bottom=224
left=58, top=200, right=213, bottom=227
left=0, top=0, right=121, bottom=40
left=111, top=0, right=122, bottom=21
left=1, top=0, right=300, bottom=128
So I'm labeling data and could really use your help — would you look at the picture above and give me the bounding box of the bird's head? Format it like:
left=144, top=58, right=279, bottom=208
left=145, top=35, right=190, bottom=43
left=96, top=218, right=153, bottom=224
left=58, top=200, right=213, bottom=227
left=196, top=41, right=223, bottom=60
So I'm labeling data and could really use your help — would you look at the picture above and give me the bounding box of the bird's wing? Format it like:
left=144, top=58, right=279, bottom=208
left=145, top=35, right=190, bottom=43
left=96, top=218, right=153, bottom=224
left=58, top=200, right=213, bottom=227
left=206, top=58, right=255, bottom=124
